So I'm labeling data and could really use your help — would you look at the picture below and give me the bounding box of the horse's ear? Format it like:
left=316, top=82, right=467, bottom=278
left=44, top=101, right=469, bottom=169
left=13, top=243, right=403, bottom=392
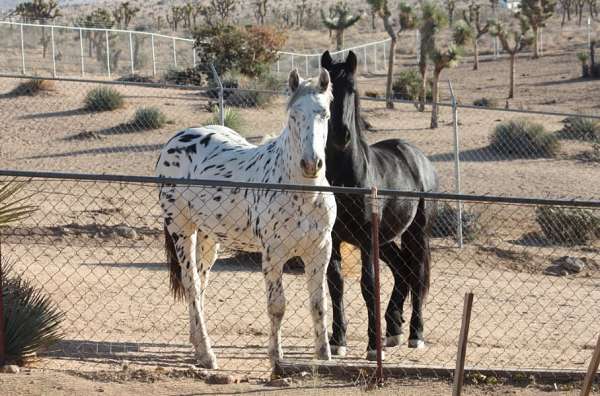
left=317, top=68, right=330, bottom=93
left=345, top=50, right=357, bottom=73
left=288, top=69, right=300, bottom=92
left=321, top=51, right=333, bottom=69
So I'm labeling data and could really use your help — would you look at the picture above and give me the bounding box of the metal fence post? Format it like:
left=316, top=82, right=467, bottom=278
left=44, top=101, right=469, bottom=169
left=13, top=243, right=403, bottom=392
left=20, top=23, right=25, bottom=74
left=276, top=58, right=280, bottom=74
left=50, top=26, right=56, bottom=77
left=416, top=30, right=420, bottom=64
left=151, top=34, right=156, bottom=78
left=79, top=28, right=84, bottom=76
left=363, top=46, right=368, bottom=74
left=588, top=17, right=592, bottom=51
left=305, top=56, right=309, bottom=76
left=0, top=232, right=5, bottom=367
left=382, top=41, right=387, bottom=68
left=192, top=47, right=197, bottom=68
left=172, top=37, right=177, bottom=68
left=373, top=43, right=377, bottom=72
left=105, top=30, right=111, bottom=78
left=210, top=64, right=224, bottom=126
left=449, top=80, right=463, bottom=248
left=291, top=54, right=294, bottom=71
left=129, top=32, right=134, bottom=75
left=370, top=187, right=384, bottom=384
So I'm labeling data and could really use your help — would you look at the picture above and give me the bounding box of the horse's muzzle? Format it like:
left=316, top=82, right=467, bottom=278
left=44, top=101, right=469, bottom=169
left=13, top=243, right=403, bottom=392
left=300, top=158, right=323, bottom=178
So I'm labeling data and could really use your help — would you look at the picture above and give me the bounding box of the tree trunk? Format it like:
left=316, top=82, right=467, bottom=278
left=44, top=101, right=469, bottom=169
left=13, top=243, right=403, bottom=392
left=473, top=38, right=479, bottom=70
left=430, top=69, right=440, bottom=129
left=509, top=53, right=516, bottom=99
left=418, top=61, right=427, bottom=112
left=533, top=26, right=540, bottom=58
left=336, top=29, right=343, bottom=50
left=371, top=11, right=376, bottom=30
left=42, top=27, right=47, bottom=58
left=385, top=37, right=397, bottom=109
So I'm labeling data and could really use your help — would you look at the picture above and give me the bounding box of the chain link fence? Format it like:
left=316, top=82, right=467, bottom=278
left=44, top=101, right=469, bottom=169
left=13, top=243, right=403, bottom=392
left=0, top=172, right=598, bottom=378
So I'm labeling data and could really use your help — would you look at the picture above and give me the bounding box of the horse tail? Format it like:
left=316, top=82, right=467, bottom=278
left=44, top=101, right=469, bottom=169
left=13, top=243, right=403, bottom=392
left=164, top=225, right=185, bottom=301
left=401, top=197, right=433, bottom=301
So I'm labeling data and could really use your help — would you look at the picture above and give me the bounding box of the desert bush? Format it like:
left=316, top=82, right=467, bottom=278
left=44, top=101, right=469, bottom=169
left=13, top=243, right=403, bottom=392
left=489, top=119, right=560, bottom=158
left=577, top=51, right=590, bottom=77
left=559, top=115, right=600, bottom=141
left=364, top=90, right=379, bottom=98
left=131, top=107, right=167, bottom=130
left=210, top=107, right=244, bottom=131
left=194, top=24, right=286, bottom=78
left=84, top=87, right=124, bottom=112
left=115, top=74, right=154, bottom=83
left=163, top=66, right=203, bottom=86
left=392, top=69, right=432, bottom=101
left=431, top=202, right=480, bottom=241
left=536, top=206, right=600, bottom=245
left=9, top=79, right=55, bottom=96
left=473, top=97, right=498, bottom=108
left=3, top=263, right=64, bottom=365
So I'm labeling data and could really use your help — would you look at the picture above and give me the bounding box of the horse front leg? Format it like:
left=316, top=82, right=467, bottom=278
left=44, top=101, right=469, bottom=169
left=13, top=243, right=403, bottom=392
left=303, top=237, right=332, bottom=361
left=326, top=236, right=348, bottom=356
left=380, top=241, right=409, bottom=348
left=262, top=247, right=286, bottom=369
left=359, top=247, right=382, bottom=361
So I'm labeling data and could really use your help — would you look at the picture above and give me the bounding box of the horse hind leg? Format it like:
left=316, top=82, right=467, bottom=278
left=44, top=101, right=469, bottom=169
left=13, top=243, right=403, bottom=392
left=165, top=218, right=218, bottom=369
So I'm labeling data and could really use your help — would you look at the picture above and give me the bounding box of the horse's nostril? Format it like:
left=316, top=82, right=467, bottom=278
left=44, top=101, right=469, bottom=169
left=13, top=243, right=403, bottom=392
left=300, top=159, right=306, bottom=169
left=316, top=159, right=323, bottom=170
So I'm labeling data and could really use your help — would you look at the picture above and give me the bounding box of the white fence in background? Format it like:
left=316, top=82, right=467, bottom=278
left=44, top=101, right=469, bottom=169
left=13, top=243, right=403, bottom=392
left=0, top=21, right=196, bottom=78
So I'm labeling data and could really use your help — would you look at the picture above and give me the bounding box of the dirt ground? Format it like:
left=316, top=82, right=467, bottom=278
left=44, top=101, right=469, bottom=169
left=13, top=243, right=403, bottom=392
left=0, top=368, right=595, bottom=396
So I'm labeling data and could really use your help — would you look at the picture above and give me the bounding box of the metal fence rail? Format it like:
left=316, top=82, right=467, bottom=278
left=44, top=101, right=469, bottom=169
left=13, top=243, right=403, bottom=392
left=0, top=171, right=598, bottom=378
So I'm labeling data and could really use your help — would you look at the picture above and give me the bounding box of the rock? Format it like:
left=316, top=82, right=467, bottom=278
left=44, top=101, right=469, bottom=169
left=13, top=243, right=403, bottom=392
left=559, top=256, right=585, bottom=273
left=114, top=225, right=138, bottom=239
left=266, top=377, right=292, bottom=387
left=0, top=365, right=20, bottom=374
left=206, top=373, right=238, bottom=384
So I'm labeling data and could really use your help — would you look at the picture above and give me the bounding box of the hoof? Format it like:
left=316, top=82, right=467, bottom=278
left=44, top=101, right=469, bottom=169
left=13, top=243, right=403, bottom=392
left=408, top=339, right=425, bottom=349
left=330, top=345, right=347, bottom=357
left=196, top=353, right=218, bottom=369
left=366, top=349, right=385, bottom=361
left=385, top=334, right=404, bottom=348
left=317, top=344, right=332, bottom=361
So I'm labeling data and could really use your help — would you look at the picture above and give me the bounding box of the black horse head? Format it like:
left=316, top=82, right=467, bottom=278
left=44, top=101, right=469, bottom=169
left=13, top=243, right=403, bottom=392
left=320, top=50, right=362, bottom=152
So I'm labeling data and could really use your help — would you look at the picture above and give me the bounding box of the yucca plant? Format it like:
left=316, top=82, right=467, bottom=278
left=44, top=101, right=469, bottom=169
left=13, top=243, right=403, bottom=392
left=210, top=107, right=244, bottom=131
left=1, top=180, right=62, bottom=365
left=2, top=263, right=64, bottom=364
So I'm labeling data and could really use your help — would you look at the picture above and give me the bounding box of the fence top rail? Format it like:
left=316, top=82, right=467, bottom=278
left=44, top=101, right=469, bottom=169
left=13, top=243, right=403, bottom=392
left=277, top=38, right=391, bottom=57
left=1, top=170, right=599, bottom=208
left=0, top=20, right=195, bottom=42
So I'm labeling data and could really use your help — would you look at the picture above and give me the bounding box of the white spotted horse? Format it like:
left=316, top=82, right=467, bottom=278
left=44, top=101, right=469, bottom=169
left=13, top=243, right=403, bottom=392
left=320, top=51, right=438, bottom=360
left=156, top=69, right=337, bottom=370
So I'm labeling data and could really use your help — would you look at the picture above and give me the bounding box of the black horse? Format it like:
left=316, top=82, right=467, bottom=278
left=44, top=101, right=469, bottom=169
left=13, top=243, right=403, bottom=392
left=321, top=50, right=438, bottom=359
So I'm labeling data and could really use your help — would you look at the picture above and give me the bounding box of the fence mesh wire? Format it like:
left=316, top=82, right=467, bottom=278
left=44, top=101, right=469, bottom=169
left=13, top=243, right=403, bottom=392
left=0, top=176, right=598, bottom=376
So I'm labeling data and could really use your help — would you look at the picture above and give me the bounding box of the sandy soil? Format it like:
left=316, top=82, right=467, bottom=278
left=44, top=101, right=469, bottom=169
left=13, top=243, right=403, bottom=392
left=0, top=368, right=593, bottom=396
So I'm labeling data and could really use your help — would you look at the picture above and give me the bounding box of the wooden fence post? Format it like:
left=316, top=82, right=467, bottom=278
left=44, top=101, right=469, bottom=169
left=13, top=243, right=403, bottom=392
left=453, top=292, right=474, bottom=396
left=580, top=332, right=600, bottom=396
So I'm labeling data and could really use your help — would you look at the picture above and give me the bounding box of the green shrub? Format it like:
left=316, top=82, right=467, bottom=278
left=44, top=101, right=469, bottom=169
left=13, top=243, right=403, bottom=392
left=536, top=206, right=600, bottom=245
left=3, top=262, right=64, bottom=365
left=473, top=97, right=498, bottom=108
left=392, top=69, right=432, bottom=101
left=489, top=119, right=560, bottom=158
left=211, top=107, right=244, bottom=131
left=131, top=107, right=167, bottom=130
left=9, top=79, right=55, bottom=96
left=224, top=73, right=279, bottom=108
left=431, top=202, right=480, bottom=242
left=84, top=87, right=124, bottom=112
left=559, top=115, right=600, bottom=141
left=163, top=66, right=203, bottom=86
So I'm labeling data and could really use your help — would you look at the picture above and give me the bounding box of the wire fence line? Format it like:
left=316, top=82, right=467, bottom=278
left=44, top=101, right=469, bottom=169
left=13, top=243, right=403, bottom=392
left=0, top=171, right=598, bottom=377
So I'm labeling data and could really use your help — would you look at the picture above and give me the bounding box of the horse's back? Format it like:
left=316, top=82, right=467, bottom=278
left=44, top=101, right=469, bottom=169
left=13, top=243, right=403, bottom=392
left=371, top=138, right=438, bottom=193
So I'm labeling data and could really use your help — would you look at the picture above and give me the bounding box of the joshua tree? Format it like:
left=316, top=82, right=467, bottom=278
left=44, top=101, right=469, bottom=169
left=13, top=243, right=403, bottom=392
left=367, top=0, right=418, bottom=108
left=429, top=45, right=462, bottom=128
left=210, top=0, right=237, bottom=23
left=559, top=0, right=572, bottom=25
left=76, top=8, right=114, bottom=57
left=112, top=1, right=139, bottom=29
left=517, top=0, right=556, bottom=58
left=490, top=17, right=534, bottom=98
left=321, top=2, right=361, bottom=50
left=417, top=1, right=448, bottom=112
left=446, top=0, right=457, bottom=24
left=456, top=2, right=491, bottom=70
left=167, top=6, right=185, bottom=31
left=14, top=0, right=61, bottom=58
left=295, top=0, right=309, bottom=27
left=254, top=0, right=268, bottom=25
